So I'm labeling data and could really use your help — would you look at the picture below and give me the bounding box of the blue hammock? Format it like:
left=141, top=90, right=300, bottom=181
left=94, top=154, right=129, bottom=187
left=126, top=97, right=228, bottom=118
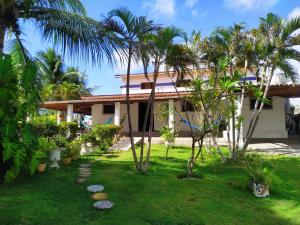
left=103, top=115, right=114, bottom=125
left=176, top=111, right=222, bottom=130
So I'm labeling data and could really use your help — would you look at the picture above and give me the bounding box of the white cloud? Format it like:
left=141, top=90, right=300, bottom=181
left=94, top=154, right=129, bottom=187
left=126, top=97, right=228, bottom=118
left=191, top=9, right=209, bottom=18
left=143, top=0, right=175, bottom=18
left=288, top=7, right=300, bottom=20
left=185, top=0, right=198, bottom=8
left=224, top=0, right=278, bottom=11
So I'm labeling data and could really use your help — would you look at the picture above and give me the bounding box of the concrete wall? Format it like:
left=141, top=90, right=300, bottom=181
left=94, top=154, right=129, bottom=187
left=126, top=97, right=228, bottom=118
left=242, top=97, right=288, bottom=138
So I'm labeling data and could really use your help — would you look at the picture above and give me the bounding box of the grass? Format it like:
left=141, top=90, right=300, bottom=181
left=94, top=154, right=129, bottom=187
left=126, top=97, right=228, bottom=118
left=0, top=145, right=299, bottom=225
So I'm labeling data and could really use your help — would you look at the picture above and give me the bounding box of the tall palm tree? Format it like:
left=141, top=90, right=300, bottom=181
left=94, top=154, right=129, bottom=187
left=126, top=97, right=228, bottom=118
left=140, top=26, right=186, bottom=171
left=242, top=13, right=300, bottom=151
left=210, top=23, right=247, bottom=159
left=0, top=0, right=119, bottom=62
left=106, top=7, right=156, bottom=171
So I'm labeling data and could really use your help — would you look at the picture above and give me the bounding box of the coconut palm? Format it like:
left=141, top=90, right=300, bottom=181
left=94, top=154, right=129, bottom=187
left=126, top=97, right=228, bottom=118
left=140, top=26, right=187, bottom=171
left=242, top=13, right=300, bottom=151
left=0, top=0, right=119, bottom=62
left=106, top=7, right=157, bottom=171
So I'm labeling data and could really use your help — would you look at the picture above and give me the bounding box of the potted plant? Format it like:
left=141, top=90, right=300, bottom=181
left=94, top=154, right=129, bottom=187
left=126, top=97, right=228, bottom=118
left=35, top=137, right=49, bottom=172
left=246, top=155, right=280, bottom=197
left=35, top=150, right=48, bottom=173
left=62, top=146, right=72, bottom=165
left=49, top=135, right=65, bottom=168
left=70, top=138, right=81, bottom=160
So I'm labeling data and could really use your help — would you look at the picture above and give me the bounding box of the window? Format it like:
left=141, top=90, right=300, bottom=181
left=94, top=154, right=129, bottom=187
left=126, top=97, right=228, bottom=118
left=176, top=79, right=192, bottom=87
left=250, top=98, right=273, bottom=110
left=141, top=82, right=154, bottom=89
left=181, top=101, right=195, bottom=112
left=103, top=105, right=115, bottom=114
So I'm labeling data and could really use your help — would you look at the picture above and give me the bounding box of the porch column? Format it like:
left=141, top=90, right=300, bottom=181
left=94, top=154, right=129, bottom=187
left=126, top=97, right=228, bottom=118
left=67, top=104, right=73, bottom=122
left=114, top=102, right=120, bottom=126
left=57, top=111, right=62, bottom=124
left=168, top=99, right=174, bottom=131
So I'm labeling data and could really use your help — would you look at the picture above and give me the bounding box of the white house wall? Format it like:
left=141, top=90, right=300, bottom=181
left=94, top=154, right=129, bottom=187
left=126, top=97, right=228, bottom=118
left=242, top=97, right=288, bottom=138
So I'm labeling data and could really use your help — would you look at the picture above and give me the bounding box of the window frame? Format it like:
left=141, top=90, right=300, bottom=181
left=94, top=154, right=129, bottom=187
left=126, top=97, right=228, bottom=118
left=103, top=104, right=115, bottom=114
left=141, top=82, right=154, bottom=90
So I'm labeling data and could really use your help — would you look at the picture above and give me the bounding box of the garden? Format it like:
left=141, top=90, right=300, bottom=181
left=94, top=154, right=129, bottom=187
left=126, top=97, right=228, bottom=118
left=1, top=1, right=300, bottom=225
left=0, top=145, right=299, bottom=225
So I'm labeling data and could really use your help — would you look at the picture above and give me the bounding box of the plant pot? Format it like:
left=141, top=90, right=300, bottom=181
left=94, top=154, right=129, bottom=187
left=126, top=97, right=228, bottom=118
left=71, top=153, right=80, bottom=161
left=37, top=163, right=46, bottom=173
left=62, top=157, right=72, bottom=165
left=49, top=149, right=62, bottom=169
left=252, top=183, right=270, bottom=197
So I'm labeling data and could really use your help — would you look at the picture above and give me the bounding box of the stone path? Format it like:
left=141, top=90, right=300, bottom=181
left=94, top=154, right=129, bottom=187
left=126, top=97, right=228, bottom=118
left=76, top=163, right=91, bottom=184
left=76, top=163, right=114, bottom=210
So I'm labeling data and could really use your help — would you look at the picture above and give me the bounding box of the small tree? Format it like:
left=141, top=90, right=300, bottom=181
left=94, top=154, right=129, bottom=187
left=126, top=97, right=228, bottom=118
left=156, top=103, right=180, bottom=159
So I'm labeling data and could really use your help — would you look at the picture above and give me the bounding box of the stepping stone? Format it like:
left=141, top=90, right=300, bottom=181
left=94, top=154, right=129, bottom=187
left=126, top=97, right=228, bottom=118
left=93, top=200, right=114, bottom=210
left=91, top=192, right=108, bottom=201
left=87, top=185, right=104, bottom=193
left=75, top=178, right=87, bottom=183
left=80, top=164, right=91, bottom=168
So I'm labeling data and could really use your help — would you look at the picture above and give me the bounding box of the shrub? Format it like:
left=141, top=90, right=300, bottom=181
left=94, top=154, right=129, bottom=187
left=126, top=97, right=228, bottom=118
left=53, top=135, right=67, bottom=149
left=81, top=124, right=121, bottom=150
left=31, top=115, right=59, bottom=139
left=59, top=121, right=79, bottom=141
left=246, top=153, right=281, bottom=189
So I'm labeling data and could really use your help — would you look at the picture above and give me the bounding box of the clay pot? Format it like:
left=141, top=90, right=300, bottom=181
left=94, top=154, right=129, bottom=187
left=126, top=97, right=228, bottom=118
left=37, top=163, right=46, bottom=173
left=62, top=157, right=72, bottom=165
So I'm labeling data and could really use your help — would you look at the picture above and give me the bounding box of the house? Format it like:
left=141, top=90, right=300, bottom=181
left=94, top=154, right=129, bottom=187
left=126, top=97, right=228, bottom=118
left=43, top=70, right=300, bottom=141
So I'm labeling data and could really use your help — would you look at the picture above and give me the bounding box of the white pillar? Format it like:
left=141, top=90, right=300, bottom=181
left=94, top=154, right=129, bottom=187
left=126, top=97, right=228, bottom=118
left=114, top=102, right=121, bottom=126
left=67, top=104, right=73, bottom=122
left=57, top=111, right=62, bottom=124
left=168, top=99, right=174, bottom=131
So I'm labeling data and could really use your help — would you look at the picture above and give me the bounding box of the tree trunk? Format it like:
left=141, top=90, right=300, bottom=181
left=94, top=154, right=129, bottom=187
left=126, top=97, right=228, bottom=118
left=143, top=69, right=159, bottom=171
left=242, top=67, right=275, bottom=151
left=126, top=46, right=139, bottom=170
left=139, top=59, right=159, bottom=170
left=236, top=59, right=248, bottom=150
left=188, top=139, right=196, bottom=177
left=0, top=22, right=5, bottom=183
left=165, top=144, right=170, bottom=159
left=0, top=22, right=5, bottom=53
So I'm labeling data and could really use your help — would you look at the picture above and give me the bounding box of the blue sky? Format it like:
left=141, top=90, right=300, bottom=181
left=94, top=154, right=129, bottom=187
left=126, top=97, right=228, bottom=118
left=19, top=0, right=300, bottom=95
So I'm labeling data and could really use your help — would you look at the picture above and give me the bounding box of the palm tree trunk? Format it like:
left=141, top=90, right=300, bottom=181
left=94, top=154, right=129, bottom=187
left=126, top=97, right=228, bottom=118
left=0, top=22, right=5, bottom=53
left=236, top=59, right=248, bottom=150
left=143, top=70, right=159, bottom=171
left=126, top=46, right=139, bottom=170
left=0, top=22, right=5, bottom=183
left=242, top=67, right=275, bottom=152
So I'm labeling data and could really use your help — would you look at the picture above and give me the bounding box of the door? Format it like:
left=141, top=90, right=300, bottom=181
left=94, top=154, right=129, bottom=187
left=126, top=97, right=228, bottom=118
left=138, top=102, right=154, bottom=132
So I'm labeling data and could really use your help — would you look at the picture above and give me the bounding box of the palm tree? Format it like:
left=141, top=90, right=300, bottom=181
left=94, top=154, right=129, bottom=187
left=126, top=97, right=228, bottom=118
left=106, top=7, right=156, bottom=171
left=0, top=0, right=119, bottom=62
left=242, top=13, right=300, bottom=151
left=140, top=26, right=186, bottom=171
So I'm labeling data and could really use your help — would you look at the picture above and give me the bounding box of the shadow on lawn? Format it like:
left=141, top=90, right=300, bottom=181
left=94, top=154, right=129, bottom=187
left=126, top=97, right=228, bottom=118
left=0, top=154, right=299, bottom=225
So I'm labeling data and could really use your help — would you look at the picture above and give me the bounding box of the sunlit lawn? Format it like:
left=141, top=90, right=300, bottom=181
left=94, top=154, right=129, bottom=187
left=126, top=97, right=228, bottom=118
left=0, top=145, right=299, bottom=225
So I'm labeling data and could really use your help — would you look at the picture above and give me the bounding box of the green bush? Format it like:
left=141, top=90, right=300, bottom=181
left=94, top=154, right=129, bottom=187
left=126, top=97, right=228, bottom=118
left=59, top=121, right=79, bottom=141
left=81, top=124, right=121, bottom=151
left=31, top=115, right=59, bottom=138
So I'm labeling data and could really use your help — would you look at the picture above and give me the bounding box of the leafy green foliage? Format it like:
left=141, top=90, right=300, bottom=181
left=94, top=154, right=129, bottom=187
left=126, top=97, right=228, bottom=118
left=81, top=125, right=121, bottom=151
left=246, top=153, right=281, bottom=189
left=0, top=53, right=41, bottom=183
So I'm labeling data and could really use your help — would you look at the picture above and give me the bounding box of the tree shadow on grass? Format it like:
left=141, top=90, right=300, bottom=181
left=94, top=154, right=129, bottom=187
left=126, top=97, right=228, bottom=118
left=0, top=154, right=299, bottom=225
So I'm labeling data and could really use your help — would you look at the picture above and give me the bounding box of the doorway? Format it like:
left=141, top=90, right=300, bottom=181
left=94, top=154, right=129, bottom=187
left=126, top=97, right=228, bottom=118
left=138, top=102, right=154, bottom=132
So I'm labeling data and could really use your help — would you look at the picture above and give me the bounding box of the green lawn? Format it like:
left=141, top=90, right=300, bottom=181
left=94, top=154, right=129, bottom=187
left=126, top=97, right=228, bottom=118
left=0, top=145, right=299, bottom=225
